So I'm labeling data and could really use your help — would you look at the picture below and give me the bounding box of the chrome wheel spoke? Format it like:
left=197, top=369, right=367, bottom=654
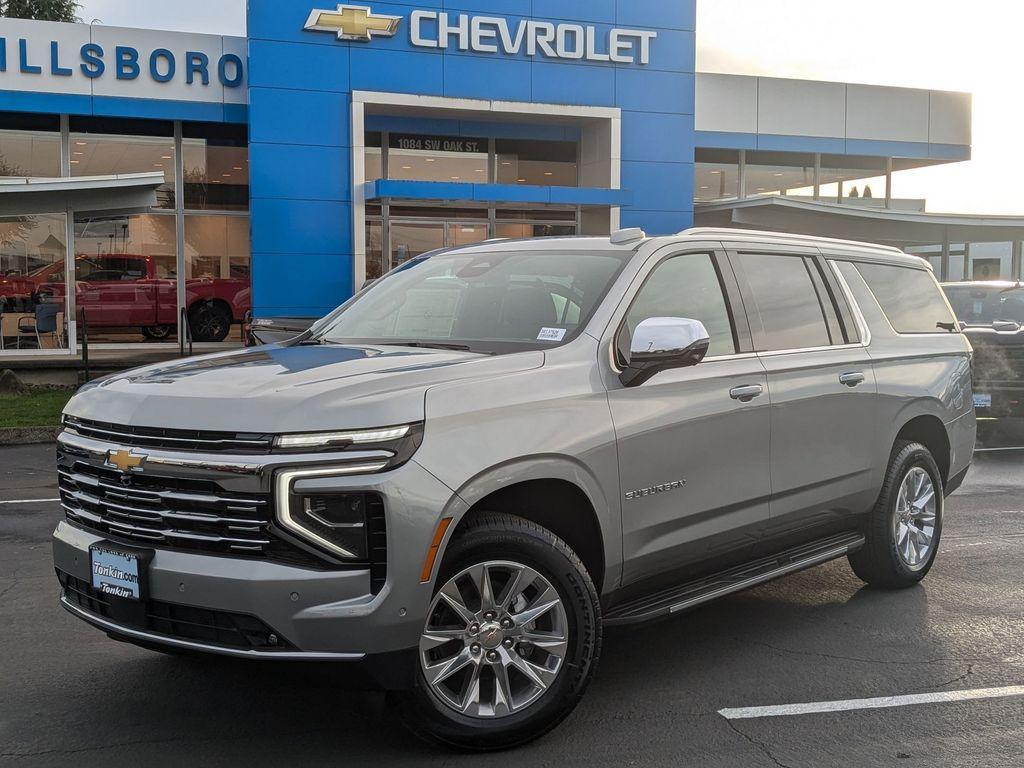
left=424, top=646, right=474, bottom=687
left=507, top=648, right=558, bottom=690
left=519, top=629, right=569, bottom=656
left=492, top=656, right=515, bottom=716
left=513, top=584, right=560, bottom=627
left=438, top=582, right=475, bottom=625
left=460, top=661, right=484, bottom=716
left=420, top=628, right=466, bottom=650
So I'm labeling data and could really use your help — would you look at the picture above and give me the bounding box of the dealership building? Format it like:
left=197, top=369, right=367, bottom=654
left=0, top=0, right=1003, bottom=361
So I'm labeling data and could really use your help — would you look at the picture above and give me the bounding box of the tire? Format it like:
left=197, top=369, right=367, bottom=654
left=393, top=513, right=601, bottom=751
left=848, top=440, right=944, bottom=588
left=187, top=301, right=232, bottom=343
left=142, top=325, right=173, bottom=341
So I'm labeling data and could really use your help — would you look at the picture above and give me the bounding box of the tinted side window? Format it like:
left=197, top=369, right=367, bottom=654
left=737, top=252, right=832, bottom=351
left=856, top=263, right=958, bottom=334
left=625, top=252, right=737, bottom=358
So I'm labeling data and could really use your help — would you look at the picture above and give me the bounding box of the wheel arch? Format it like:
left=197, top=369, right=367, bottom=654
left=893, top=413, right=951, bottom=484
left=439, top=456, right=617, bottom=595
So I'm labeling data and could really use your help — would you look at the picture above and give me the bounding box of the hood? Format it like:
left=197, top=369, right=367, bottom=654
left=66, top=344, right=544, bottom=434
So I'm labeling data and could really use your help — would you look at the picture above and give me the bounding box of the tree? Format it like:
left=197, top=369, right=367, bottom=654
left=2, top=0, right=80, bottom=22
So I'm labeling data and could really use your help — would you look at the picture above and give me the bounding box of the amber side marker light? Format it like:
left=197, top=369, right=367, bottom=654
left=421, top=517, right=453, bottom=583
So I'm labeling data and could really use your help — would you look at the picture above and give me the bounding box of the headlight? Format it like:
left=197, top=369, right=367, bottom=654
left=275, top=466, right=387, bottom=560
left=275, top=425, right=412, bottom=449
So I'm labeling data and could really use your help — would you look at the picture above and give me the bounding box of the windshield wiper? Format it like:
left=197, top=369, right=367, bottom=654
left=378, top=341, right=477, bottom=352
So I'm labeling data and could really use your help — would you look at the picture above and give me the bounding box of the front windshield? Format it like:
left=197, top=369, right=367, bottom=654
left=315, top=248, right=631, bottom=354
left=943, top=284, right=1024, bottom=326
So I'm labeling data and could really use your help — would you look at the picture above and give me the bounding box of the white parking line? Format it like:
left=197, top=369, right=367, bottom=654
left=0, top=498, right=60, bottom=505
left=718, top=685, right=1024, bottom=720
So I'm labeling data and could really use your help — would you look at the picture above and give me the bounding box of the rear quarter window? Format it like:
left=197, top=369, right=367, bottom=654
left=855, top=262, right=958, bottom=334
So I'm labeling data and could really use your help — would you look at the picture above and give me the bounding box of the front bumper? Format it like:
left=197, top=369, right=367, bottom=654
left=53, top=454, right=464, bottom=664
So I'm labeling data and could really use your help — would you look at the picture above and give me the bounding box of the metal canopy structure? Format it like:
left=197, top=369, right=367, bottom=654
left=0, top=173, right=163, bottom=218
left=695, top=196, right=1024, bottom=245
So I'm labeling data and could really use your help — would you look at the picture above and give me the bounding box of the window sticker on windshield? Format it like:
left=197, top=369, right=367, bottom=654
left=538, top=327, right=567, bottom=342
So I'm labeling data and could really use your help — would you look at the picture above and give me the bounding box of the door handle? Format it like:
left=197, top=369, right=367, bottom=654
left=729, top=384, right=764, bottom=402
left=839, top=372, right=866, bottom=387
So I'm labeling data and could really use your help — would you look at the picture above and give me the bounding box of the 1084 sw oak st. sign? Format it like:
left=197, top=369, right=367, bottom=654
left=305, top=4, right=659, bottom=65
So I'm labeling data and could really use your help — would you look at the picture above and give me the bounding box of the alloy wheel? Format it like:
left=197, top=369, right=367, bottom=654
left=419, top=560, right=569, bottom=718
left=892, top=466, right=937, bottom=570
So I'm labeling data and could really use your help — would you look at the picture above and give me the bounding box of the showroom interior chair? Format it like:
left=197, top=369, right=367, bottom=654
left=18, top=301, right=63, bottom=349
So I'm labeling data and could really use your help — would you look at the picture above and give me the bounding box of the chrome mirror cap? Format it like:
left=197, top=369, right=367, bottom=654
left=630, top=316, right=710, bottom=357
left=620, top=317, right=711, bottom=388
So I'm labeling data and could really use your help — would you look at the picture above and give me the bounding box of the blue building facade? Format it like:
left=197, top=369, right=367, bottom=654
left=246, top=0, right=696, bottom=316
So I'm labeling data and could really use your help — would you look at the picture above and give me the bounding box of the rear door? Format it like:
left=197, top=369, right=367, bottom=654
left=604, top=244, right=772, bottom=585
left=725, top=243, right=878, bottom=544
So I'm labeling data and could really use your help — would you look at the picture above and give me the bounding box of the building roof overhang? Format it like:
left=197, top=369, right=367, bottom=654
left=696, top=196, right=1024, bottom=245
left=0, top=172, right=164, bottom=217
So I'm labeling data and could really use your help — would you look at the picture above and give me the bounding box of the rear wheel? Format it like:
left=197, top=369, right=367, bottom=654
left=394, top=514, right=601, bottom=751
left=187, top=301, right=232, bottom=342
left=849, top=440, right=943, bottom=588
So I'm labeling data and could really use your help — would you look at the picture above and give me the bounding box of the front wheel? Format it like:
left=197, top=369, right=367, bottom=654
left=394, top=514, right=601, bottom=751
left=849, top=440, right=944, bottom=588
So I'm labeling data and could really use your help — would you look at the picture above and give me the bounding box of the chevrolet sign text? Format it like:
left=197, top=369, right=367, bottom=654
left=410, top=12, right=657, bottom=64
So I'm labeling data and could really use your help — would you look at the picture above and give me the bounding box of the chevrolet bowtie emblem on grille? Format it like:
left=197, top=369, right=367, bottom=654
left=105, top=449, right=147, bottom=473
left=304, top=4, right=402, bottom=42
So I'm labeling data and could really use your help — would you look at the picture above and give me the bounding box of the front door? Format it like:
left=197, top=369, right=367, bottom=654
left=605, top=248, right=772, bottom=585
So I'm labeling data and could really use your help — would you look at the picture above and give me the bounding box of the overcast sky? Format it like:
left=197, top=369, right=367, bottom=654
left=73, top=0, right=1020, bottom=215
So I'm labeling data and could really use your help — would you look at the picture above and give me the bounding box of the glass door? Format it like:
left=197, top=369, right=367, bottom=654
left=388, top=219, right=490, bottom=270
left=390, top=221, right=446, bottom=267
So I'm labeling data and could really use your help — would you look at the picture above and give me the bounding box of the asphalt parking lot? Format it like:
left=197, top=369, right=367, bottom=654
left=2, top=429, right=1022, bottom=767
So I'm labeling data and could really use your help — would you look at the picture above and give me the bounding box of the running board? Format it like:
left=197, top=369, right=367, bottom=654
left=604, top=532, right=865, bottom=626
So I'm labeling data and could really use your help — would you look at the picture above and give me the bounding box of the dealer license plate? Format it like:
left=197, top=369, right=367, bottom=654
left=90, top=545, right=143, bottom=601
left=973, top=393, right=993, bottom=409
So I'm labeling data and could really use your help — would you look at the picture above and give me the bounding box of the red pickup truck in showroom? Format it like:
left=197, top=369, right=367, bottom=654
left=4, top=254, right=250, bottom=343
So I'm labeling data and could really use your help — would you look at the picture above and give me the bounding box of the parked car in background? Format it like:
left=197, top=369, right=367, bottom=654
left=26, top=254, right=250, bottom=342
left=942, top=281, right=1024, bottom=418
left=53, top=229, right=974, bottom=750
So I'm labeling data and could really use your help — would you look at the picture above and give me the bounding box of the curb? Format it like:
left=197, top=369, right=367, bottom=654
left=0, top=427, right=61, bottom=446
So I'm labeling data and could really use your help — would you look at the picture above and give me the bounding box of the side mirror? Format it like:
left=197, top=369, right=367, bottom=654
left=619, top=317, right=711, bottom=387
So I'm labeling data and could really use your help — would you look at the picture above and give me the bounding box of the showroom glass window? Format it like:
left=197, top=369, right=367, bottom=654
left=388, top=134, right=488, bottom=183
left=72, top=214, right=177, bottom=343
left=70, top=117, right=176, bottom=208
left=0, top=115, right=67, bottom=351
left=495, top=139, right=577, bottom=186
left=0, top=113, right=61, bottom=178
left=694, top=148, right=740, bottom=202
left=182, top=123, right=249, bottom=211
left=744, top=151, right=815, bottom=198
left=0, top=214, right=67, bottom=350
left=819, top=155, right=886, bottom=203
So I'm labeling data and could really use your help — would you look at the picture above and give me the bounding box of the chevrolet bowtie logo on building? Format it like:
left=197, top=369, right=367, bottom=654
left=304, top=4, right=402, bottom=42
left=105, top=449, right=148, bottom=473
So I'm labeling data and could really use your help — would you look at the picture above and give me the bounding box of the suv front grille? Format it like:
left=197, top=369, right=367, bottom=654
left=59, top=571, right=293, bottom=651
left=63, top=416, right=273, bottom=453
left=59, top=462, right=274, bottom=556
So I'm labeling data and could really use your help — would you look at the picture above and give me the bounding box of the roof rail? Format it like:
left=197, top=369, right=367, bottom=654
left=679, top=227, right=905, bottom=256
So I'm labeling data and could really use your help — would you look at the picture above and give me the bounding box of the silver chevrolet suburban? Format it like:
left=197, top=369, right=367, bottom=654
left=52, top=228, right=975, bottom=750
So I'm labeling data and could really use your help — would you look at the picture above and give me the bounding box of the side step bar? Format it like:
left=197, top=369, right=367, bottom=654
left=604, top=532, right=865, bottom=626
